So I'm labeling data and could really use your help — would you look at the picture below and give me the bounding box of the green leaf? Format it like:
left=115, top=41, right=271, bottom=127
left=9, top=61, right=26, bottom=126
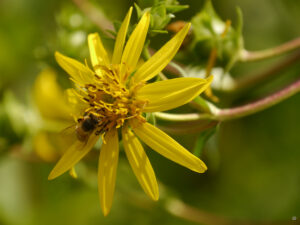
left=151, top=29, right=168, bottom=34
left=134, top=0, right=188, bottom=37
left=193, top=125, right=217, bottom=157
left=165, top=5, right=189, bottom=13
left=134, top=3, right=143, bottom=19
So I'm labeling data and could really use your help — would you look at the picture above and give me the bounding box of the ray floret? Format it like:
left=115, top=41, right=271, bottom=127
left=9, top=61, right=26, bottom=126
left=50, top=7, right=212, bottom=216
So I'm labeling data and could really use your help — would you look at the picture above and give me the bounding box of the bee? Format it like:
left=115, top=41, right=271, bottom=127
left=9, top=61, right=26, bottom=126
left=76, top=113, right=100, bottom=142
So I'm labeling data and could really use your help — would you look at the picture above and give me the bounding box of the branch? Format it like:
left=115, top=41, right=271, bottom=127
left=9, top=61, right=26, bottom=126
left=72, top=0, right=114, bottom=37
left=215, top=77, right=300, bottom=120
left=165, top=198, right=230, bottom=225
left=232, top=51, right=300, bottom=93
left=240, top=37, right=300, bottom=62
left=154, top=112, right=213, bottom=121
left=155, top=78, right=300, bottom=122
left=166, top=198, right=297, bottom=225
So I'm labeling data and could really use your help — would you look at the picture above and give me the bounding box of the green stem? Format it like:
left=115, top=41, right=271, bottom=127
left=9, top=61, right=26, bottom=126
left=143, top=42, right=151, bottom=60
left=190, top=96, right=213, bottom=113
left=165, top=197, right=296, bottom=225
left=215, top=77, right=300, bottom=121
left=240, top=37, right=300, bottom=62
left=154, top=112, right=213, bottom=121
left=155, top=78, right=300, bottom=122
left=165, top=198, right=230, bottom=225
left=231, top=51, right=300, bottom=93
left=72, top=0, right=114, bottom=37
left=168, top=61, right=188, bottom=77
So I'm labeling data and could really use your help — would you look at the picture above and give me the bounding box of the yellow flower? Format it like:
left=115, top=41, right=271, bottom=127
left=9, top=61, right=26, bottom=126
left=48, top=7, right=212, bottom=216
left=33, top=68, right=72, bottom=121
left=33, top=69, right=71, bottom=162
left=33, top=69, right=79, bottom=178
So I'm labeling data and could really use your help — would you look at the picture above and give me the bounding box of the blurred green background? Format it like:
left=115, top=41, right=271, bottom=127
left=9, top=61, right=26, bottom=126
left=0, top=0, right=300, bottom=224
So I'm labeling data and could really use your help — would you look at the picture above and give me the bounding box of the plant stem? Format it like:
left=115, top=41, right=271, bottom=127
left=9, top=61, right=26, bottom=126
left=215, top=77, right=300, bottom=120
left=168, top=61, right=188, bottom=77
left=154, top=112, right=213, bottom=121
left=155, top=78, right=300, bottom=122
left=189, top=96, right=212, bottom=113
left=165, top=198, right=230, bottom=225
left=240, top=37, right=300, bottom=62
left=72, top=0, right=114, bottom=37
left=165, top=198, right=296, bottom=225
left=231, top=51, right=300, bottom=93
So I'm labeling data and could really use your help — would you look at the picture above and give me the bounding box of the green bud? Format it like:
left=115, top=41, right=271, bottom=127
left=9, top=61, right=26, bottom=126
left=190, top=0, right=244, bottom=71
left=135, top=0, right=188, bottom=36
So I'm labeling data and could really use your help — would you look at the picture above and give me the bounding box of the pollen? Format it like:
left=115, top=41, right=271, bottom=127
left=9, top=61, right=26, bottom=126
left=77, top=65, right=147, bottom=135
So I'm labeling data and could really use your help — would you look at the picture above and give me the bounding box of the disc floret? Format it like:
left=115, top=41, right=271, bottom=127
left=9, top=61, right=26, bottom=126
left=78, top=65, right=147, bottom=135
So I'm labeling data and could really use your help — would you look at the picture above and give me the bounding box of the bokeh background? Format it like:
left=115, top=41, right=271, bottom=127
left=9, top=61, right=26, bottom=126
left=0, top=0, right=300, bottom=224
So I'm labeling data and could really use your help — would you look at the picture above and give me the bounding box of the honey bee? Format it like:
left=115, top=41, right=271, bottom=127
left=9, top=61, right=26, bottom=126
left=75, top=113, right=99, bottom=142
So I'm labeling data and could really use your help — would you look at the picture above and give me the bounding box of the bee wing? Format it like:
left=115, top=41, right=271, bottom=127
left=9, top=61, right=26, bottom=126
left=59, top=124, right=79, bottom=148
left=60, top=124, right=76, bottom=136
left=60, top=123, right=94, bottom=149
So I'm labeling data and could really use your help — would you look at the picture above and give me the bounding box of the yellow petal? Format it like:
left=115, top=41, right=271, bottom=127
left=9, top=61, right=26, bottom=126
left=69, top=167, right=78, bottom=179
left=132, top=23, right=191, bottom=83
left=34, top=132, right=60, bottom=162
left=65, top=88, right=89, bottom=120
left=136, top=76, right=213, bottom=112
left=111, top=7, right=133, bottom=65
left=120, top=12, right=150, bottom=80
left=130, top=120, right=207, bottom=173
left=88, top=33, right=110, bottom=73
left=48, top=132, right=99, bottom=180
left=33, top=68, right=71, bottom=120
left=122, top=126, right=159, bottom=200
left=98, top=129, right=119, bottom=216
left=55, top=51, right=94, bottom=85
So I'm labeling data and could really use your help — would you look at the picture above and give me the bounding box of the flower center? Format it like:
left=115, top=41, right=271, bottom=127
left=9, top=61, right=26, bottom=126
left=77, top=66, right=146, bottom=135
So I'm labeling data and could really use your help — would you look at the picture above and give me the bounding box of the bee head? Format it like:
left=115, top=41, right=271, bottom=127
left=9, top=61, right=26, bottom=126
left=82, top=114, right=99, bottom=132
